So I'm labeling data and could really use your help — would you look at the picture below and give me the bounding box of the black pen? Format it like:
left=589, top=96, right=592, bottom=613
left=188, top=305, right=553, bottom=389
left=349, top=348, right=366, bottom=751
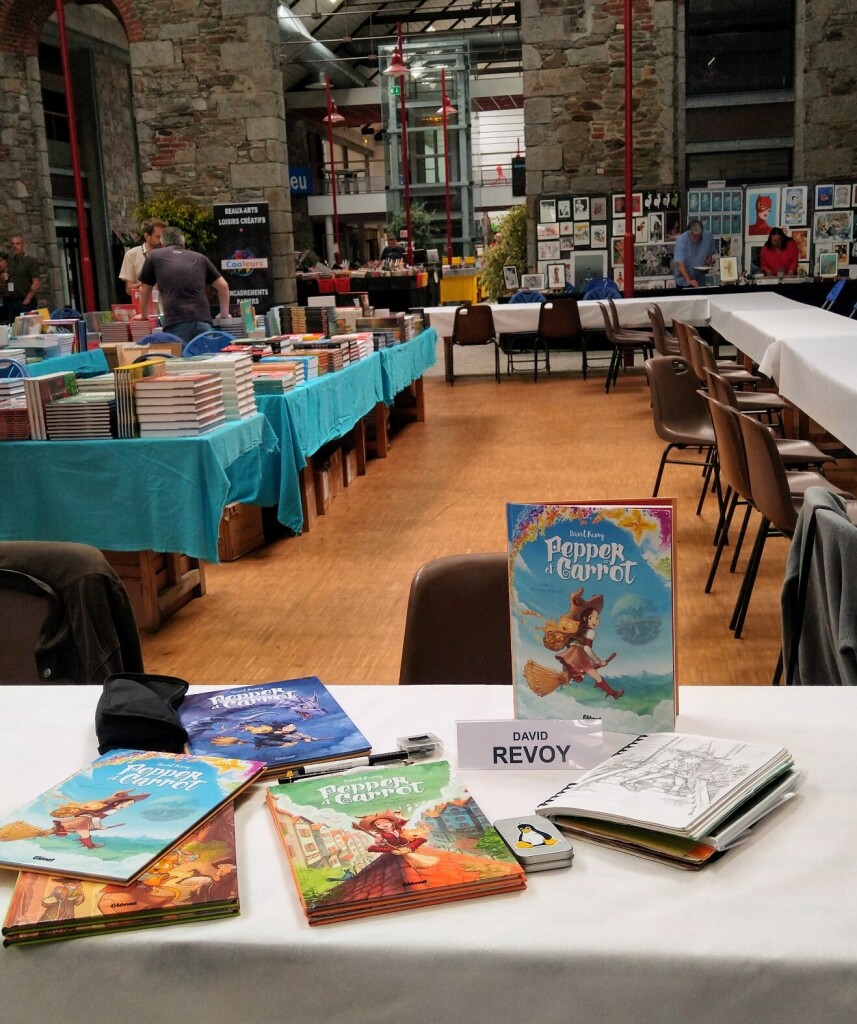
left=277, top=750, right=411, bottom=784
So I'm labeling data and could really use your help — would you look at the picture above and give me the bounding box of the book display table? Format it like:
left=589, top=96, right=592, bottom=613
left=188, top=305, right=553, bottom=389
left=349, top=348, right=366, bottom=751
left=256, top=330, right=436, bottom=530
left=0, top=684, right=851, bottom=1024
left=0, top=412, right=279, bottom=563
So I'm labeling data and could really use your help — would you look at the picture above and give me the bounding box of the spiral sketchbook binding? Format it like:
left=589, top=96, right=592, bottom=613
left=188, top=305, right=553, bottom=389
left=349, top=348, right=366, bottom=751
left=537, top=734, right=649, bottom=809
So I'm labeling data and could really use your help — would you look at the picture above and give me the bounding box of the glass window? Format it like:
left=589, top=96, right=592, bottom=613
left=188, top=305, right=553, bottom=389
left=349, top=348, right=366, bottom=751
left=686, top=0, right=795, bottom=96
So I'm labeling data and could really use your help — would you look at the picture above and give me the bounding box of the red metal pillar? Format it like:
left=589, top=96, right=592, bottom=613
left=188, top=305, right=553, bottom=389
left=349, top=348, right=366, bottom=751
left=324, top=75, right=341, bottom=259
left=55, top=0, right=97, bottom=312
left=623, top=0, right=635, bottom=297
left=440, top=68, right=454, bottom=266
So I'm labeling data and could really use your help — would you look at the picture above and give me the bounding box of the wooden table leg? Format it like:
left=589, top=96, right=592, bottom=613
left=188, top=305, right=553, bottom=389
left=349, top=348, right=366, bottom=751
left=352, top=420, right=367, bottom=475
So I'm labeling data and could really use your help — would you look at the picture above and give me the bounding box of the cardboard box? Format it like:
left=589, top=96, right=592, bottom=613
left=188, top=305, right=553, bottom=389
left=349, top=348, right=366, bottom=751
left=217, top=503, right=265, bottom=562
left=313, top=466, right=333, bottom=515
left=299, top=460, right=318, bottom=531
left=327, top=448, right=343, bottom=499
left=342, top=445, right=358, bottom=487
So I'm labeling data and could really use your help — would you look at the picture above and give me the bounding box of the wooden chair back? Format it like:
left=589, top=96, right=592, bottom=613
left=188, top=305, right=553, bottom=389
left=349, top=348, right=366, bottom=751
left=452, top=305, right=496, bottom=346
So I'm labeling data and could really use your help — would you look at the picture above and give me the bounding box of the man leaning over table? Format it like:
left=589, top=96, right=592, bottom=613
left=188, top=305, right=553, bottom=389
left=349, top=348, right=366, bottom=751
left=137, top=226, right=230, bottom=344
left=673, top=219, right=717, bottom=288
left=119, top=218, right=164, bottom=299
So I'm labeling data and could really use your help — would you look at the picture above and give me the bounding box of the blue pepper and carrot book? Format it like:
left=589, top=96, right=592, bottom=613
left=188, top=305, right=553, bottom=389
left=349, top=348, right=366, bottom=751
left=507, top=500, right=676, bottom=734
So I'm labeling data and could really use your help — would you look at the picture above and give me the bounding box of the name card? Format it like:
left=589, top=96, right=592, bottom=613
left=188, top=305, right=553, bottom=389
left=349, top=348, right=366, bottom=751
left=456, top=719, right=604, bottom=771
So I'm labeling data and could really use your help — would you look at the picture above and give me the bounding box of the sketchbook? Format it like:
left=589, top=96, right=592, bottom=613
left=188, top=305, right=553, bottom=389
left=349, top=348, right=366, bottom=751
left=535, top=733, right=795, bottom=864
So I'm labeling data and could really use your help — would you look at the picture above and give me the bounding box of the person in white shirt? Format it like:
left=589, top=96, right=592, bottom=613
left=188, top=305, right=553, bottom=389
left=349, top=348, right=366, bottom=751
left=119, top=219, right=164, bottom=298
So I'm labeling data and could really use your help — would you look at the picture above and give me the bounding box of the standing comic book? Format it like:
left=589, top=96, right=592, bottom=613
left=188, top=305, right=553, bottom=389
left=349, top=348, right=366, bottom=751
left=0, top=750, right=264, bottom=884
left=3, top=804, right=239, bottom=946
left=267, top=760, right=526, bottom=925
left=178, top=678, right=371, bottom=778
left=508, top=501, right=676, bottom=734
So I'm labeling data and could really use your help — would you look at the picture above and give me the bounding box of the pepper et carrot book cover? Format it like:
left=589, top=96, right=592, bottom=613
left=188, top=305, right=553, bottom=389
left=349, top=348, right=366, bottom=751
left=507, top=501, right=676, bottom=734
left=178, top=678, right=371, bottom=778
left=267, top=760, right=526, bottom=925
left=0, top=750, right=265, bottom=884
left=3, top=803, right=239, bottom=946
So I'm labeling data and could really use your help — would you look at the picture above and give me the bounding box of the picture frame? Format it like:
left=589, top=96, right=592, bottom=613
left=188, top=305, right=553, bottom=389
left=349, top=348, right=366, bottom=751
left=536, top=223, right=560, bottom=240
left=817, top=250, right=839, bottom=277
left=814, top=210, right=854, bottom=243
left=833, top=184, right=851, bottom=209
left=745, top=186, right=781, bottom=239
left=559, top=220, right=575, bottom=237
left=635, top=218, right=649, bottom=244
left=503, top=265, right=520, bottom=291
left=546, top=262, right=567, bottom=289
left=573, top=223, right=590, bottom=247
left=612, top=194, right=627, bottom=217
left=573, top=197, right=590, bottom=221
left=648, top=213, right=664, bottom=242
left=521, top=273, right=545, bottom=291
left=570, top=251, right=608, bottom=292
left=815, top=184, right=834, bottom=209
left=719, top=257, right=739, bottom=284
left=557, top=199, right=572, bottom=221
left=612, top=218, right=625, bottom=237
left=537, top=240, right=561, bottom=261
left=611, top=236, right=624, bottom=267
left=591, top=224, right=607, bottom=248
left=790, top=228, right=809, bottom=262
left=852, top=184, right=857, bottom=207
left=591, top=196, right=608, bottom=220
left=539, top=199, right=557, bottom=223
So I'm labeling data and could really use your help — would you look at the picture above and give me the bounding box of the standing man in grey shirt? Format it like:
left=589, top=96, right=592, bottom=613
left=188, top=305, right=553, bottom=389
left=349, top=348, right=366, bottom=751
left=137, top=226, right=230, bottom=343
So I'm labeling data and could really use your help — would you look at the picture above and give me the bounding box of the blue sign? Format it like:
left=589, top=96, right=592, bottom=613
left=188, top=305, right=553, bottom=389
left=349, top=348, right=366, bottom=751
left=289, top=167, right=313, bottom=195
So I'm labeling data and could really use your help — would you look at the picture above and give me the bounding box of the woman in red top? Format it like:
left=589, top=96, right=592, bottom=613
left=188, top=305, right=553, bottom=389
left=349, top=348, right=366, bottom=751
left=760, top=227, right=799, bottom=276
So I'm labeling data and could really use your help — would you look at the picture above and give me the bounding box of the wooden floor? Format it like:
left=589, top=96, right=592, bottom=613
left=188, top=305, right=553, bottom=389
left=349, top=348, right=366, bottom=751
left=140, top=353, right=857, bottom=687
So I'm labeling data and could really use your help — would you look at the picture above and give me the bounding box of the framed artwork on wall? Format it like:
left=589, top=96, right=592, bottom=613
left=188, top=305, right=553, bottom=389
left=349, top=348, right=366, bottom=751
left=591, top=225, right=607, bottom=248
left=503, top=265, right=520, bottom=290
left=521, top=273, right=546, bottom=290
left=815, top=184, right=834, bottom=209
left=833, top=184, right=851, bottom=209
left=570, top=251, right=607, bottom=292
left=537, top=240, right=561, bottom=261
left=817, top=250, right=838, bottom=277
left=557, top=199, right=572, bottom=220
left=573, top=223, right=590, bottom=247
left=591, top=196, right=608, bottom=220
left=537, top=223, right=560, bottom=240
left=573, top=197, right=590, bottom=220
left=546, top=262, right=566, bottom=289
left=539, top=199, right=557, bottom=223
left=746, top=186, right=781, bottom=238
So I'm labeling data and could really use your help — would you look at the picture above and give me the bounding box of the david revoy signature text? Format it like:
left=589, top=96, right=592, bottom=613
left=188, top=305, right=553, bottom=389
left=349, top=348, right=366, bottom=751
left=544, top=534, right=637, bottom=583
left=110, top=764, right=206, bottom=792
left=318, top=777, right=425, bottom=806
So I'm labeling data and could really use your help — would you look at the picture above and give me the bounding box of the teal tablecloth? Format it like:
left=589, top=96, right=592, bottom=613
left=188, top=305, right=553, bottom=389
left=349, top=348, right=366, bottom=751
left=284, top=351, right=384, bottom=464
left=0, top=414, right=279, bottom=562
left=255, top=394, right=305, bottom=534
left=377, top=327, right=437, bottom=404
left=27, top=349, right=110, bottom=378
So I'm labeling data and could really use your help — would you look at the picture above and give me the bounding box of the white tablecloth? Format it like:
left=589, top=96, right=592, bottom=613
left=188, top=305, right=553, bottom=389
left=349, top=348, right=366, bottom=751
left=0, top=685, right=853, bottom=1024
left=426, top=294, right=710, bottom=336
left=708, top=292, right=807, bottom=355
left=716, top=307, right=857, bottom=372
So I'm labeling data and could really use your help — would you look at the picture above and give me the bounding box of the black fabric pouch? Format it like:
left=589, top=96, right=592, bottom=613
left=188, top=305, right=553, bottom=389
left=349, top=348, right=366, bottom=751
left=95, top=673, right=190, bottom=754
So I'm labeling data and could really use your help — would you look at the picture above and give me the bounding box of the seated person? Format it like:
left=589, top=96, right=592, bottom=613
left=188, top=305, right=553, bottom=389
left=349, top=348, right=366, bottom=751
left=759, top=228, right=798, bottom=277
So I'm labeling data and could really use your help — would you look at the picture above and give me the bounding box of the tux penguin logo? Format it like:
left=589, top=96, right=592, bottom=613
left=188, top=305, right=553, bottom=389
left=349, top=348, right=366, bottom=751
left=515, top=822, right=558, bottom=849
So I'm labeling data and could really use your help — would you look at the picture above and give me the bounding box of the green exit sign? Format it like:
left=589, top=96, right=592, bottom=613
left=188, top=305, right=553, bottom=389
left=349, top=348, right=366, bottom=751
left=390, top=85, right=401, bottom=96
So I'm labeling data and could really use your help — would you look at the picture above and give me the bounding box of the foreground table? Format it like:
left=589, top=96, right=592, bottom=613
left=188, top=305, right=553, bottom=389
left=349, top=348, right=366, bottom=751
left=0, top=684, right=850, bottom=1024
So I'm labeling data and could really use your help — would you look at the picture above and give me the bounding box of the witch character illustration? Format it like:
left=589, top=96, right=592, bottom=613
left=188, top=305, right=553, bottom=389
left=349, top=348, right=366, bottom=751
left=0, top=790, right=150, bottom=851
left=523, top=588, right=623, bottom=700
left=352, top=812, right=438, bottom=869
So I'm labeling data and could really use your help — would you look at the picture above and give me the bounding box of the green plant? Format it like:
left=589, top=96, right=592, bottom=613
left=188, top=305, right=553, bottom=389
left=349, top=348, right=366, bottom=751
left=132, top=191, right=217, bottom=256
left=386, top=201, right=435, bottom=250
left=479, top=205, right=528, bottom=300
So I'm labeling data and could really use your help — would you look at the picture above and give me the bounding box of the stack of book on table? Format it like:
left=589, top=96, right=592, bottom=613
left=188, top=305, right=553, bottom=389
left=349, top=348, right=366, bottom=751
left=252, top=367, right=297, bottom=394
left=535, top=732, right=799, bottom=869
left=267, top=760, right=526, bottom=925
left=172, top=353, right=257, bottom=419
left=134, top=372, right=226, bottom=437
left=0, top=750, right=265, bottom=946
left=45, top=391, right=117, bottom=439
left=331, top=333, right=374, bottom=362
left=22, top=371, right=78, bottom=439
left=0, top=378, right=30, bottom=440
left=113, top=357, right=167, bottom=437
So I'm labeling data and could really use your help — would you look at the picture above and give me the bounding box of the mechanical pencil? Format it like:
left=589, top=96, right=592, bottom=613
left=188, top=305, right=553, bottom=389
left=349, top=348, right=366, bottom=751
left=278, top=749, right=411, bottom=783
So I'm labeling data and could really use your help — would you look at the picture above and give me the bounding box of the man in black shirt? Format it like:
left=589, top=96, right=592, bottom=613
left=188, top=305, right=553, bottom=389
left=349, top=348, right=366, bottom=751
left=380, top=235, right=406, bottom=261
left=138, top=226, right=230, bottom=343
left=5, top=234, right=42, bottom=321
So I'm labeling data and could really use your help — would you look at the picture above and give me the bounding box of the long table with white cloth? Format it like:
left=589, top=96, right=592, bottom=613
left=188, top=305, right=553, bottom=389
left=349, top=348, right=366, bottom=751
left=0, top=683, right=851, bottom=1024
left=708, top=292, right=857, bottom=452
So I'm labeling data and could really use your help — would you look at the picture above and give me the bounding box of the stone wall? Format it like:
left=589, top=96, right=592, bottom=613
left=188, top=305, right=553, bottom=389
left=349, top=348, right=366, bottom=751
left=795, top=1, right=857, bottom=179
left=93, top=51, right=141, bottom=240
left=0, top=52, right=59, bottom=304
left=130, top=0, right=295, bottom=302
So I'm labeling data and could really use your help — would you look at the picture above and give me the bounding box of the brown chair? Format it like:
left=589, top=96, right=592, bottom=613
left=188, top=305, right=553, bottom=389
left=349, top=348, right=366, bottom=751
left=645, top=356, right=716, bottom=514
left=732, top=409, right=853, bottom=638
left=598, top=302, right=654, bottom=393
left=647, top=305, right=681, bottom=357
left=445, top=305, right=500, bottom=385
left=704, top=369, right=833, bottom=471
left=606, top=298, right=656, bottom=346
left=673, top=319, right=737, bottom=372
left=0, top=542, right=143, bottom=684
left=399, top=553, right=513, bottom=684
